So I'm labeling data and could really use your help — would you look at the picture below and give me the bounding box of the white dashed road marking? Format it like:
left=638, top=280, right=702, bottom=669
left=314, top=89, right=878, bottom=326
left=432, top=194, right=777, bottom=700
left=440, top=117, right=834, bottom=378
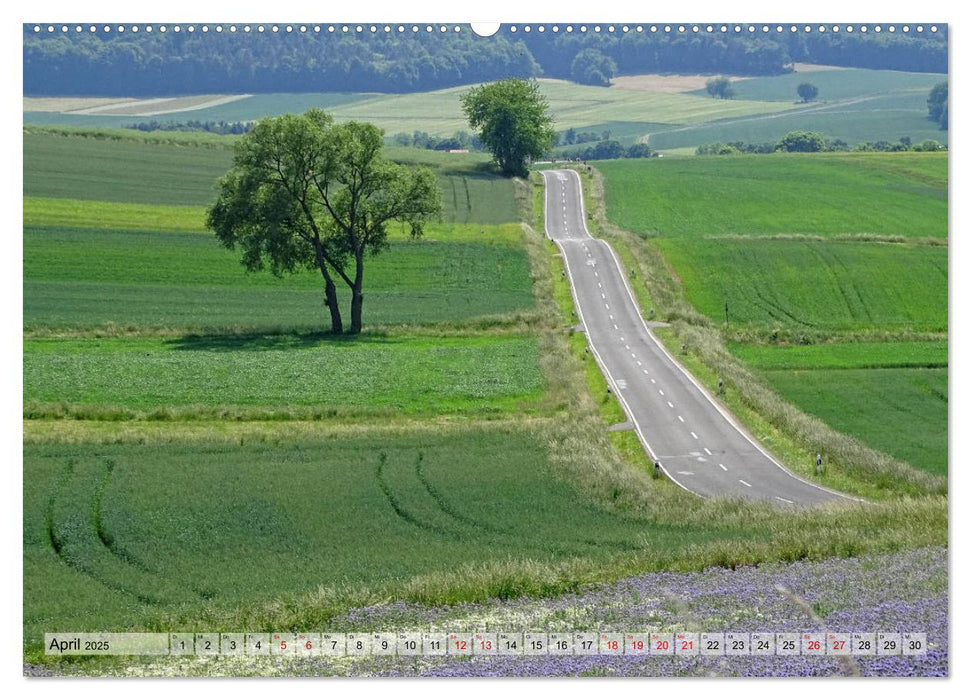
left=678, top=416, right=685, bottom=423
left=704, top=448, right=712, bottom=456
left=719, top=463, right=727, bottom=471
left=690, top=431, right=698, bottom=439
left=775, top=496, right=794, bottom=504
left=739, top=480, right=752, bottom=488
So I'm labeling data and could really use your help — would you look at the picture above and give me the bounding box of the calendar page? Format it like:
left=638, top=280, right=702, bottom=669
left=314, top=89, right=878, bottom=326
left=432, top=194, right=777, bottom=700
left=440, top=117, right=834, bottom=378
left=20, top=11, right=949, bottom=680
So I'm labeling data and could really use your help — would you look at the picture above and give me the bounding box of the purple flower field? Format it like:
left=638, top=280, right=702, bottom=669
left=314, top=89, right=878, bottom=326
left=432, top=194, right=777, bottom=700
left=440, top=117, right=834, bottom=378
left=316, top=546, right=947, bottom=677
left=40, top=546, right=945, bottom=678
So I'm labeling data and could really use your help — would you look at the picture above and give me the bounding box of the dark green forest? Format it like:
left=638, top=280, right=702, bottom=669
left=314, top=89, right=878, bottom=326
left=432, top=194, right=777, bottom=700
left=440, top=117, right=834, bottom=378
left=24, top=25, right=947, bottom=96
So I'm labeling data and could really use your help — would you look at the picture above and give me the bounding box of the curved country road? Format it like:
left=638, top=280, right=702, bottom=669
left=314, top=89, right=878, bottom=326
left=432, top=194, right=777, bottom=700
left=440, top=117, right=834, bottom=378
left=543, top=168, right=857, bottom=506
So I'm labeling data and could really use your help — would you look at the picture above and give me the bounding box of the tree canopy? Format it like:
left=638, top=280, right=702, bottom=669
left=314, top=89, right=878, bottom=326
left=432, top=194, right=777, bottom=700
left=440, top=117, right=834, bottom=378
left=24, top=27, right=946, bottom=97
left=207, top=109, right=442, bottom=334
left=777, top=130, right=825, bottom=153
left=797, top=82, right=819, bottom=102
left=705, top=76, right=735, bottom=99
left=570, top=48, right=617, bottom=86
left=927, top=82, right=948, bottom=129
left=461, top=79, right=555, bottom=177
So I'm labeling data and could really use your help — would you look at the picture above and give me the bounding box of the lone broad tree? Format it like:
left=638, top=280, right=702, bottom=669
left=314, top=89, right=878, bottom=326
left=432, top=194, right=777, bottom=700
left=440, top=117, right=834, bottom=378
left=461, top=78, right=555, bottom=177
left=797, top=82, right=819, bottom=103
left=207, top=110, right=442, bottom=334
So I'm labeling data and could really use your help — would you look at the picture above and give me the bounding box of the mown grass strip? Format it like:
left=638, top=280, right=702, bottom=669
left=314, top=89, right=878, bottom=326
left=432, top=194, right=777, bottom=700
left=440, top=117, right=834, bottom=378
left=730, top=340, right=948, bottom=370
left=24, top=197, right=209, bottom=233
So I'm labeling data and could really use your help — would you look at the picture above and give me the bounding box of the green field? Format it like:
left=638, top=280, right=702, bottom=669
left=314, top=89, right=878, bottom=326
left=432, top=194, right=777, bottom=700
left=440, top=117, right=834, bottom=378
left=23, top=132, right=233, bottom=206
left=657, top=238, right=946, bottom=332
left=598, top=153, right=947, bottom=239
left=650, top=92, right=948, bottom=151
left=760, top=367, right=947, bottom=476
left=730, top=340, right=947, bottom=370
left=24, top=334, right=544, bottom=417
left=24, top=132, right=519, bottom=224
left=25, top=224, right=534, bottom=331
left=692, top=68, right=945, bottom=103
left=25, top=80, right=801, bottom=136
left=661, top=69, right=947, bottom=150
left=730, top=341, right=947, bottom=475
left=26, top=68, right=946, bottom=152
left=23, top=426, right=739, bottom=646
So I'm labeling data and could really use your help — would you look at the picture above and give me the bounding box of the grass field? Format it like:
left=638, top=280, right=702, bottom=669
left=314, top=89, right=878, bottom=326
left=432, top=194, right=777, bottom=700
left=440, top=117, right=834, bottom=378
left=24, top=197, right=209, bottom=233
left=729, top=340, right=947, bottom=370
left=730, top=341, right=947, bottom=475
left=23, top=420, right=949, bottom=657
left=23, top=132, right=233, bottom=206
left=25, top=68, right=946, bottom=153
left=689, top=68, right=945, bottom=103
left=21, top=427, right=707, bottom=644
left=656, top=238, right=947, bottom=332
left=24, top=334, right=545, bottom=417
left=649, top=91, right=949, bottom=151
left=24, top=224, right=534, bottom=331
left=598, top=153, right=947, bottom=239
left=25, top=81, right=802, bottom=136
left=759, top=367, right=947, bottom=476
left=24, top=132, right=519, bottom=224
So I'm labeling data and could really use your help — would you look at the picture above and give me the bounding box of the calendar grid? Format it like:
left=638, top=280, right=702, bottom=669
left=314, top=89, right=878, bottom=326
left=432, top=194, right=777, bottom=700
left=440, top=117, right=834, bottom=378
left=44, top=631, right=928, bottom=657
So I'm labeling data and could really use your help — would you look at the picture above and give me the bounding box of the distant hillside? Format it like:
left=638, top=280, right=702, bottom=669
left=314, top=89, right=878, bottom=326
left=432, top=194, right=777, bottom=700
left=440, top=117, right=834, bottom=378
left=23, top=25, right=947, bottom=96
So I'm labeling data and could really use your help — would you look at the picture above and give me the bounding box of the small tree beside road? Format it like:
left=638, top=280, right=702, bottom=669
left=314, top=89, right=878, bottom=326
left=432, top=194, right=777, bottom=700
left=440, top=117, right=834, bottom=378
left=461, top=78, right=556, bottom=177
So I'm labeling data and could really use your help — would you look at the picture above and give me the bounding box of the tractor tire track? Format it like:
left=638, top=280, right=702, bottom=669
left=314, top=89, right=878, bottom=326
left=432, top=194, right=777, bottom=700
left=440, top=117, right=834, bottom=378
left=414, top=452, right=647, bottom=555
left=375, top=453, right=462, bottom=540
left=47, top=457, right=197, bottom=606
left=414, top=452, right=508, bottom=536
left=47, top=459, right=166, bottom=605
left=92, top=458, right=155, bottom=574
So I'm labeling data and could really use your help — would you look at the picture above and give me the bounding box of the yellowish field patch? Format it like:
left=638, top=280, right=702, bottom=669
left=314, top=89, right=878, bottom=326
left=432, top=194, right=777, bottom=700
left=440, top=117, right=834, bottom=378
left=23, top=97, right=136, bottom=112
left=67, top=94, right=251, bottom=116
left=610, top=73, right=749, bottom=93
left=791, top=62, right=850, bottom=72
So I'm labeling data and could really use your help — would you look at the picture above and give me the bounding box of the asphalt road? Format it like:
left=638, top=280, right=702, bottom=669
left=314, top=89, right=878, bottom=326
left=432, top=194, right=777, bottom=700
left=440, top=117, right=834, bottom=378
left=543, top=168, right=855, bottom=506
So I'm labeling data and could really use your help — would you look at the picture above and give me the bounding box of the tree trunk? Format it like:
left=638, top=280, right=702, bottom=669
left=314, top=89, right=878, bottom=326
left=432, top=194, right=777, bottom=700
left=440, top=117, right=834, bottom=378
left=313, top=238, right=343, bottom=334
left=325, top=277, right=343, bottom=334
left=350, top=285, right=364, bottom=334
left=349, top=251, right=365, bottom=334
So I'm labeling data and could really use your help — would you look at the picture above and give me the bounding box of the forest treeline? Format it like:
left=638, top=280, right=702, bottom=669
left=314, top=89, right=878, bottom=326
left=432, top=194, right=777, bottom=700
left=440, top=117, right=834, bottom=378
left=24, top=26, right=947, bottom=96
